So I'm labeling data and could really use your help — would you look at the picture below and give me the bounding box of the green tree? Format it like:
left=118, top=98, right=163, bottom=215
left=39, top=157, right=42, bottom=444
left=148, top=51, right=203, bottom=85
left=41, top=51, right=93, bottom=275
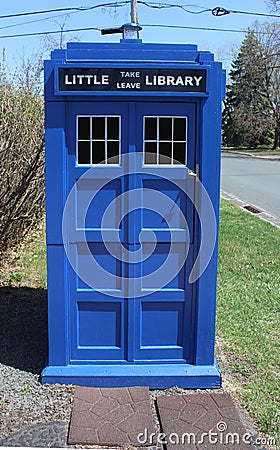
left=222, top=29, right=273, bottom=148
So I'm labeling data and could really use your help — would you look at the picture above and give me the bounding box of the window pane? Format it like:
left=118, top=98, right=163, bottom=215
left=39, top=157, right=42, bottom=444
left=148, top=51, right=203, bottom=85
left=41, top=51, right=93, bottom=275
left=144, top=142, right=157, bottom=164
left=174, top=118, right=186, bottom=141
left=107, top=141, right=120, bottom=164
left=78, top=141, right=90, bottom=164
left=92, top=117, right=105, bottom=140
left=159, top=118, right=172, bottom=141
left=173, top=143, right=186, bottom=165
left=159, top=142, right=172, bottom=164
left=145, top=118, right=157, bottom=140
left=92, top=141, right=105, bottom=164
left=78, top=117, right=90, bottom=140
left=107, top=117, right=119, bottom=140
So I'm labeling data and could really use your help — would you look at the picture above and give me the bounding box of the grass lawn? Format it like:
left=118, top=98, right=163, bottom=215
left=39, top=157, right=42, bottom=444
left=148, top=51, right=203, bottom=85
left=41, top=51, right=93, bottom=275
left=0, top=222, right=47, bottom=288
left=0, top=200, right=279, bottom=444
left=217, top=199, right=280, bottom=444
left=222, top=147, right=280, bottom=156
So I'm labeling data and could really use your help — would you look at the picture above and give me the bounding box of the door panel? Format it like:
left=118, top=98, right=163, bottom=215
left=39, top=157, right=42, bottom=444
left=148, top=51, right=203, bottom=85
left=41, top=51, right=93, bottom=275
left=66, top=103, right=129, bottom=362
left=132, top=102, right=196, bottom=362
left=66, top=101, right=196, bottom=364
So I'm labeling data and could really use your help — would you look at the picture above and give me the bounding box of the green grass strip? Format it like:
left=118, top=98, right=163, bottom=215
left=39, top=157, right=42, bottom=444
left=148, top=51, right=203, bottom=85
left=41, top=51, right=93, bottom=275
left=217, top=199, right=280, bottom=442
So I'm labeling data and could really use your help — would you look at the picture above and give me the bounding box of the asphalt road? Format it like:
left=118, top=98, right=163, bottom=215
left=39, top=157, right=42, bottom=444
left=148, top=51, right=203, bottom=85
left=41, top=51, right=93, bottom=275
left=221, top=154, right=280, bottom=219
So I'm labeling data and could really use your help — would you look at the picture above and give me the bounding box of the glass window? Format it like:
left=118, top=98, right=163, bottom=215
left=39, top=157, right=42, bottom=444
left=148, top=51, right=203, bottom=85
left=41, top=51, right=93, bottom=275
left=78, top=117, right=90, bottom=140
left=144, top=116, right=187, bottom=165
left=77, top=115, right=120, bottom=165
left=92, top=117, right=105, bottom=140
left=77, top=141, right=90, bottom=164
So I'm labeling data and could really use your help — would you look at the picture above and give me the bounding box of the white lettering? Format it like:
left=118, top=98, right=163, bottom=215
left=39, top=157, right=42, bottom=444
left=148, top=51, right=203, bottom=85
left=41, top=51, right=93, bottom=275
left=157, top=433, right=167, bottom=444
left=92, top=75, right=100, bottom=85
left=169, top=433, right=179, bottom=444
left=65, top=75, right=72, bottom=85
left=101, top=75, right=109, bottom=85
left=116, top=82, right=141, bottom=89
left=194, top=75, right=203, bottom=86
left=145, top=75, right=153, bottom=85
left=84, top=75, right=93, bottom=84
left=174, top=75, right=184, bottom=86
left=166, top=75, right=176, bottom=85
left=76, top=75, right=84, bottom=84
left=158, top=75, right=166, bottom=85
left=184, top=76, right=194, bottom=86
left=197, top=432, right=208, bottom=444
left=181, top=433, right=196, bottom=445
left=137, top=428, right=147, bottom=445
left=149, top=432, right=156, bottom=444
left=120, top=71, right=140, bottom=78
left=209, top=430, right=218, bottom=444
left=225, top=433, right=240, bottom=445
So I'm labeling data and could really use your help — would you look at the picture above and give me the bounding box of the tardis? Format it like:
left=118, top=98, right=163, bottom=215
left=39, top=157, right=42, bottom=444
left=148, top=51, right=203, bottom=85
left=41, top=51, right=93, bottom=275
left=42, top=33, right=225, bottom=388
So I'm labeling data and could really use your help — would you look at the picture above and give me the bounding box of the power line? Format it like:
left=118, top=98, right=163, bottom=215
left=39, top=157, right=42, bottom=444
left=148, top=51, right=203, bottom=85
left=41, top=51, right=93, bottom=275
left=0, top=3, right=129, bottom=20
left=228, top=8, right=280, bottom=19
left=138, top=2, right=211, bottom=14
left=141, top=23, right=246, bottom=33
left=0, top=2, right=278, bottom=22
left=0, top=9, right=86, bottom=32
left=0, top=2, right=277, bottom=39
left=0, top=23, right=248, bottom=40
left=0, top=27, right=102, bottom=40
left=0, top=7, right=91, bottom=20
left=137, top=2, right=280, bottom=18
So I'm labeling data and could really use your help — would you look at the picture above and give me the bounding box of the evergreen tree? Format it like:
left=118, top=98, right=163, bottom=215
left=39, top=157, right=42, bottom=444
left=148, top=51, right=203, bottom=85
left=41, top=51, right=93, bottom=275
left=222, top=29, right=273, bottom=148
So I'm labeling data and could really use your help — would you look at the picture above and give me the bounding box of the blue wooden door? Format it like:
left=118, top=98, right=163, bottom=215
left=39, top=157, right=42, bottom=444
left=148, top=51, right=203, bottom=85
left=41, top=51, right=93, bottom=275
left=132, top=102, right=195, bottom=363
left=65, top=101, right=196, bottom=364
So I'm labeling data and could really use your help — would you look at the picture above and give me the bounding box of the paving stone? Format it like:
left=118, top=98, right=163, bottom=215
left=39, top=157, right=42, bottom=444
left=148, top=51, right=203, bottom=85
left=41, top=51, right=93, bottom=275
left=0, top=421, right=68, bottom=448
left=157, top=393, right=254, bottom=450
left=68, top=386, right=155, bottom=446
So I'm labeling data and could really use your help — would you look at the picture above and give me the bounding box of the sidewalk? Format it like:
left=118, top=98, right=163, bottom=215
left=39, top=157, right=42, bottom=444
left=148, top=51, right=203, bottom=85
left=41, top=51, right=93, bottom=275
left=0, top=387, right=264, bottom=449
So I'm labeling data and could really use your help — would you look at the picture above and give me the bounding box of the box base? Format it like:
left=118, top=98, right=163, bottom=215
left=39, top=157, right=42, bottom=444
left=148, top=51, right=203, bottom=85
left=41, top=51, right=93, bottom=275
left=41, top=360, right=221, bottom=389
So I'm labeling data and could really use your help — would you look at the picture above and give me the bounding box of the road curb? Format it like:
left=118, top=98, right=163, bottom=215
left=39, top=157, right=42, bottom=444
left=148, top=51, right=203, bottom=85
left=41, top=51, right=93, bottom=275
left=221, top=190, right=280, bottom=228
left=222, top=150, right=280, bottom=161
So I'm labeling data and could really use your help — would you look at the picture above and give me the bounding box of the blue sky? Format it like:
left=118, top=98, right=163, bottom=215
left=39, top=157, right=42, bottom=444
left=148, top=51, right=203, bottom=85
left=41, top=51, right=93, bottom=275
left=0, top=0, right=276, bottom=70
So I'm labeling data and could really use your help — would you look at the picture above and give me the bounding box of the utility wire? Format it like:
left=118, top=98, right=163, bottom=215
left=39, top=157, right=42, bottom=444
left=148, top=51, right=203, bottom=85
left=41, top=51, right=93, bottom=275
left=0, top=23, right=248, bottom=39
left=0, top=2, right=277, bottom=39
left=228, top=8, right=280, bottom=18
left=138, top=1, right=211, bottom=13
left=0, top=3, right=129, bottom=20
left=0, top=9, right=87, bottom=32
left=0, top=2, right=278, bottom=22
left=141, top=23, right=246, bottom=33
left=0, top=27, right=102, bottom=40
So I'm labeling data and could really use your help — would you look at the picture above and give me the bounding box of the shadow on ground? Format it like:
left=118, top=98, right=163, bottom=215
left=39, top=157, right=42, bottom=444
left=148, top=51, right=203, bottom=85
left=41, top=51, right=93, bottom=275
left=0, top=287, right=48, bottom=374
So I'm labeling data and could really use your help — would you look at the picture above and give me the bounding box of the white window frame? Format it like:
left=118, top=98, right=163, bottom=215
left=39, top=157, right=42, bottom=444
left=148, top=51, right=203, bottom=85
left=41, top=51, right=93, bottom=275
left=76, top=115, right=121, bottom=166
left=143, top=115, right=188, bottom=166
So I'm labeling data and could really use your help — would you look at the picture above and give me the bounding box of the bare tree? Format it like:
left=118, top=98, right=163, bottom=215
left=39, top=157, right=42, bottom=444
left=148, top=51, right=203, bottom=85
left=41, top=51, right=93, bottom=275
left=0, top=58, right=44, bottom=254
left=255, top=21, right=280, bottom=148
left=265, top=0, right=280, bottom=11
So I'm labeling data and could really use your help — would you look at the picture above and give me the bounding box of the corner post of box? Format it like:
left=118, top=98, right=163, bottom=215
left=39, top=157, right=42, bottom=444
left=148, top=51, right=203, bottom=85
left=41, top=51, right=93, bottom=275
left=43, top=56, right=70, bottom=369
left=193, top=55, right=225, bottom=368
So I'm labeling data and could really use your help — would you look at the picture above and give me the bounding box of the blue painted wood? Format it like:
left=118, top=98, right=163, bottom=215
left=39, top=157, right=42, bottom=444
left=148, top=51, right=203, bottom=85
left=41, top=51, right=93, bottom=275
left=43, top=38, right=225, bottom=388
left=41, top=359, right=221, bottom=389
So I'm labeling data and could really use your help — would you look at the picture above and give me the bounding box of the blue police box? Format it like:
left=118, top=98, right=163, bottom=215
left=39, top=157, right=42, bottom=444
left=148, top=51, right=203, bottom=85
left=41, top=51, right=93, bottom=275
left=42, top=35, right=225, bottom=388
